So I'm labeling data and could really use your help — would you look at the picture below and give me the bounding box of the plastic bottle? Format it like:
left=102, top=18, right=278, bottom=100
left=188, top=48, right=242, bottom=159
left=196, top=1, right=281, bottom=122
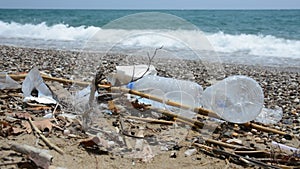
left=254, top=107, right=283, bottom=124
left=128, top=75, right=203, bottom=118
left=201, top=75, right=264, bottom=124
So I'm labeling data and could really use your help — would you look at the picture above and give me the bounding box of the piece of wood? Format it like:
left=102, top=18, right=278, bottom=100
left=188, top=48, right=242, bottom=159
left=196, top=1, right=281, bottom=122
left=205, top=138, right=250, bottom=150
left=125, top=115, right=174, bottom=125
left=10, top=143, right=53, bottom=169
left=193, top=143, right=281, bottom=169
left=28, top=117, right=64, bottom=155
left=244, top=122, right=287, bottom=135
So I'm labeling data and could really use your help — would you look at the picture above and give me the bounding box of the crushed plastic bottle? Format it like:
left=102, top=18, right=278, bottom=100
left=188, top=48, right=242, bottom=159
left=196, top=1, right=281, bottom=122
left=254, top=107, right=283, bottom=124
left=201, top=75, right=264, bottom=124
left=128, top=75, right=203, bottom=118
left=0, top=72, right=21, bottom=90
left=22, top=67, right=57, bottom=104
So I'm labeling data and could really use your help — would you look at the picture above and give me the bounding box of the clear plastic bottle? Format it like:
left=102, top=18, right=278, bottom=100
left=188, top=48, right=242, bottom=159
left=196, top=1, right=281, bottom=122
left=254, top=107, right=283, bottom=124
left=201, top=75, right=264, bottom=124
left=128, top=75, right=203, bottom=118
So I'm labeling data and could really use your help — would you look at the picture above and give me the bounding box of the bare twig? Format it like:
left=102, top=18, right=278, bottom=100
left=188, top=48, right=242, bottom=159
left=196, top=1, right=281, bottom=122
left=205, top=138, right=251, bottom=150
left=119, top=117, right=133, bottom=149
left=243, top=122, right=286, bottom=135
left=52, top=103, right=59, bottom=124
left=125, top=115, right=174, bottom=125
left=28, top=117, right=64, bottom=154
left=131, top=46, right=163, bottom=83
left=193, top=143, right=281, bottom=169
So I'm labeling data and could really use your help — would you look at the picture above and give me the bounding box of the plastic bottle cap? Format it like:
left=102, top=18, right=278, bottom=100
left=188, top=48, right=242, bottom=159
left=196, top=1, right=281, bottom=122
left=127, top=82, right=135, bottom=89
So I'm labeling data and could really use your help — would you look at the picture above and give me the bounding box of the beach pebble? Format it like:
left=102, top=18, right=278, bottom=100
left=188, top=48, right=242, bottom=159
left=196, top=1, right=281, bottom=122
left=251, top=129, right=258, bottom=134
left=226, top=138, right=243, bottom=145
left=184, top=148, right=197, bottom=157
left=170, top=151, right=177, bottom=158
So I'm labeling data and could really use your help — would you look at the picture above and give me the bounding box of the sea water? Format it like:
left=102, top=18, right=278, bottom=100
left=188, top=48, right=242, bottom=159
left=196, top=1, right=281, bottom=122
left=0, top=9, right=299, bottom=67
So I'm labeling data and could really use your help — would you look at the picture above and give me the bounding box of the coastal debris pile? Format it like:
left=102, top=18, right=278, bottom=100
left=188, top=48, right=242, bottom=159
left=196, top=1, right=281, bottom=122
left=0, top=66, right=299, bottom=169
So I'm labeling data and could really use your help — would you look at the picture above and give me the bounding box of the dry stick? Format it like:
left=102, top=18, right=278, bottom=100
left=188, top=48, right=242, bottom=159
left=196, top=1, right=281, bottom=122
left=125, top=115, right=175, bottom=125
left=8, top=73, right=287, bottom=135
left=204, top=138, right=249, bottom=150
left=119, top=117, right=133, bottom=150
left=244, top=122, right=286, bottom=135
left=174, top=117, right=197, bottom=127
left=8, top=74, right=89, bottom=86
left=28, top=117, right=64, bottom=155
left=0, top=161, right=27, bottom=167
left=52, top=103, right=59, bottom=124
left=193, top=143, right=281, bottom=169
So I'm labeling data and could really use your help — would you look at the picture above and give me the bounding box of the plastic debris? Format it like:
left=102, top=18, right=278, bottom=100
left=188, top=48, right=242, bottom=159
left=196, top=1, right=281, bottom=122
left=201, top=75, right=264, bottom=124
left=0, top=72, right=21, bottom=90
left=115, top=64, right=157, bottom=84
left=22, top=67, right=57, bottom=104
left=254, top=107, right=283, bottom=124
left=128, top=75, right=203, bottom=119
left=73, top=85, right=98, bottom=112
left=272, top=141, right=300, bottom=155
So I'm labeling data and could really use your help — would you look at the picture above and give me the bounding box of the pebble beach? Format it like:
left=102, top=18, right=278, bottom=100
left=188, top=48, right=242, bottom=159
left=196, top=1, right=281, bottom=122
left=1, top=44, right=300, bottom=168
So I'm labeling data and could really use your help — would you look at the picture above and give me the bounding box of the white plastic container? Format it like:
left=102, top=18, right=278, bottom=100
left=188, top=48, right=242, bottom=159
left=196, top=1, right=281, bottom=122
left=115, top=64, right=157, bottom=84
left=201, top=75, right=264, bottom=123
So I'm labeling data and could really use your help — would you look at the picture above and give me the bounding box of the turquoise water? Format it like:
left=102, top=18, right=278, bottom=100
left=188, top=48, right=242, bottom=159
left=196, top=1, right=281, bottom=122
left=0, top=9, right=299, bottom=66
left=0, top=9, right=299, bottom=39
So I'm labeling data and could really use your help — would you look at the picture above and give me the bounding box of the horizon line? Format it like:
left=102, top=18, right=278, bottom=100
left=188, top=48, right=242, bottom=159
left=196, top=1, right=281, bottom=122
left=0, top=7, right=299, bottom=10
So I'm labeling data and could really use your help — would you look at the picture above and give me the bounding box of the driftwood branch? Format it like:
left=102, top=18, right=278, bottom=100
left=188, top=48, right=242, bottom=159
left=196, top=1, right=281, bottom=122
left=28, top=117, right=64, bottom=155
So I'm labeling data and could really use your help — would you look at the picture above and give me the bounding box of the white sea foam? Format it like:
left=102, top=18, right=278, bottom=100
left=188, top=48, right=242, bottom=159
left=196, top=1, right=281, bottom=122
left=0, top=21, right=100, bottom=41
left=0, top=21, right=299, bottom=59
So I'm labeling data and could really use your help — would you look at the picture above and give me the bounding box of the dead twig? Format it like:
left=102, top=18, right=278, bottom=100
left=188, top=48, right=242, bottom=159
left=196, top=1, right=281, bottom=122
left=193, top=143, right=281, bottom=169
left=119, top=117, right=133, bottom=149
left=28, top=117, right=64, bottom=155
left=244, top=122, right=287, bottom=135
left=131, top=46, right=163, bottom=82
left=205, top=138, right=251, bottom=150
left=125, top=115, right=174, bottom=125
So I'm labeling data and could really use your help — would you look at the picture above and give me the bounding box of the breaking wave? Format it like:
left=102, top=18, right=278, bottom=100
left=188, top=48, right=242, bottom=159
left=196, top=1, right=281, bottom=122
left=0, top=21, right=299, bottom=59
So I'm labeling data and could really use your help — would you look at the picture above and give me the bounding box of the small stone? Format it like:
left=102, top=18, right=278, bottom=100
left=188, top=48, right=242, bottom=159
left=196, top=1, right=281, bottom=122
left=245, top=132, right=253, bottom=136
left=63, top=129, right=70, bottom=136
left=231, top=132, right=239, bottom=137
left=226, top=138, right=243, bottom=145
left=251, top=129, right=258, bottom=134
left=184, top=148, right=197, bottom=157
left=281, top=138, right=287, bottom=143
left=293, top=98, right=300, bottom=103
left=254, top=137, right=263, bottom=143
left=160, top=146, right=169, bottom=151
left=170, top=151, right=177, bottom=158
